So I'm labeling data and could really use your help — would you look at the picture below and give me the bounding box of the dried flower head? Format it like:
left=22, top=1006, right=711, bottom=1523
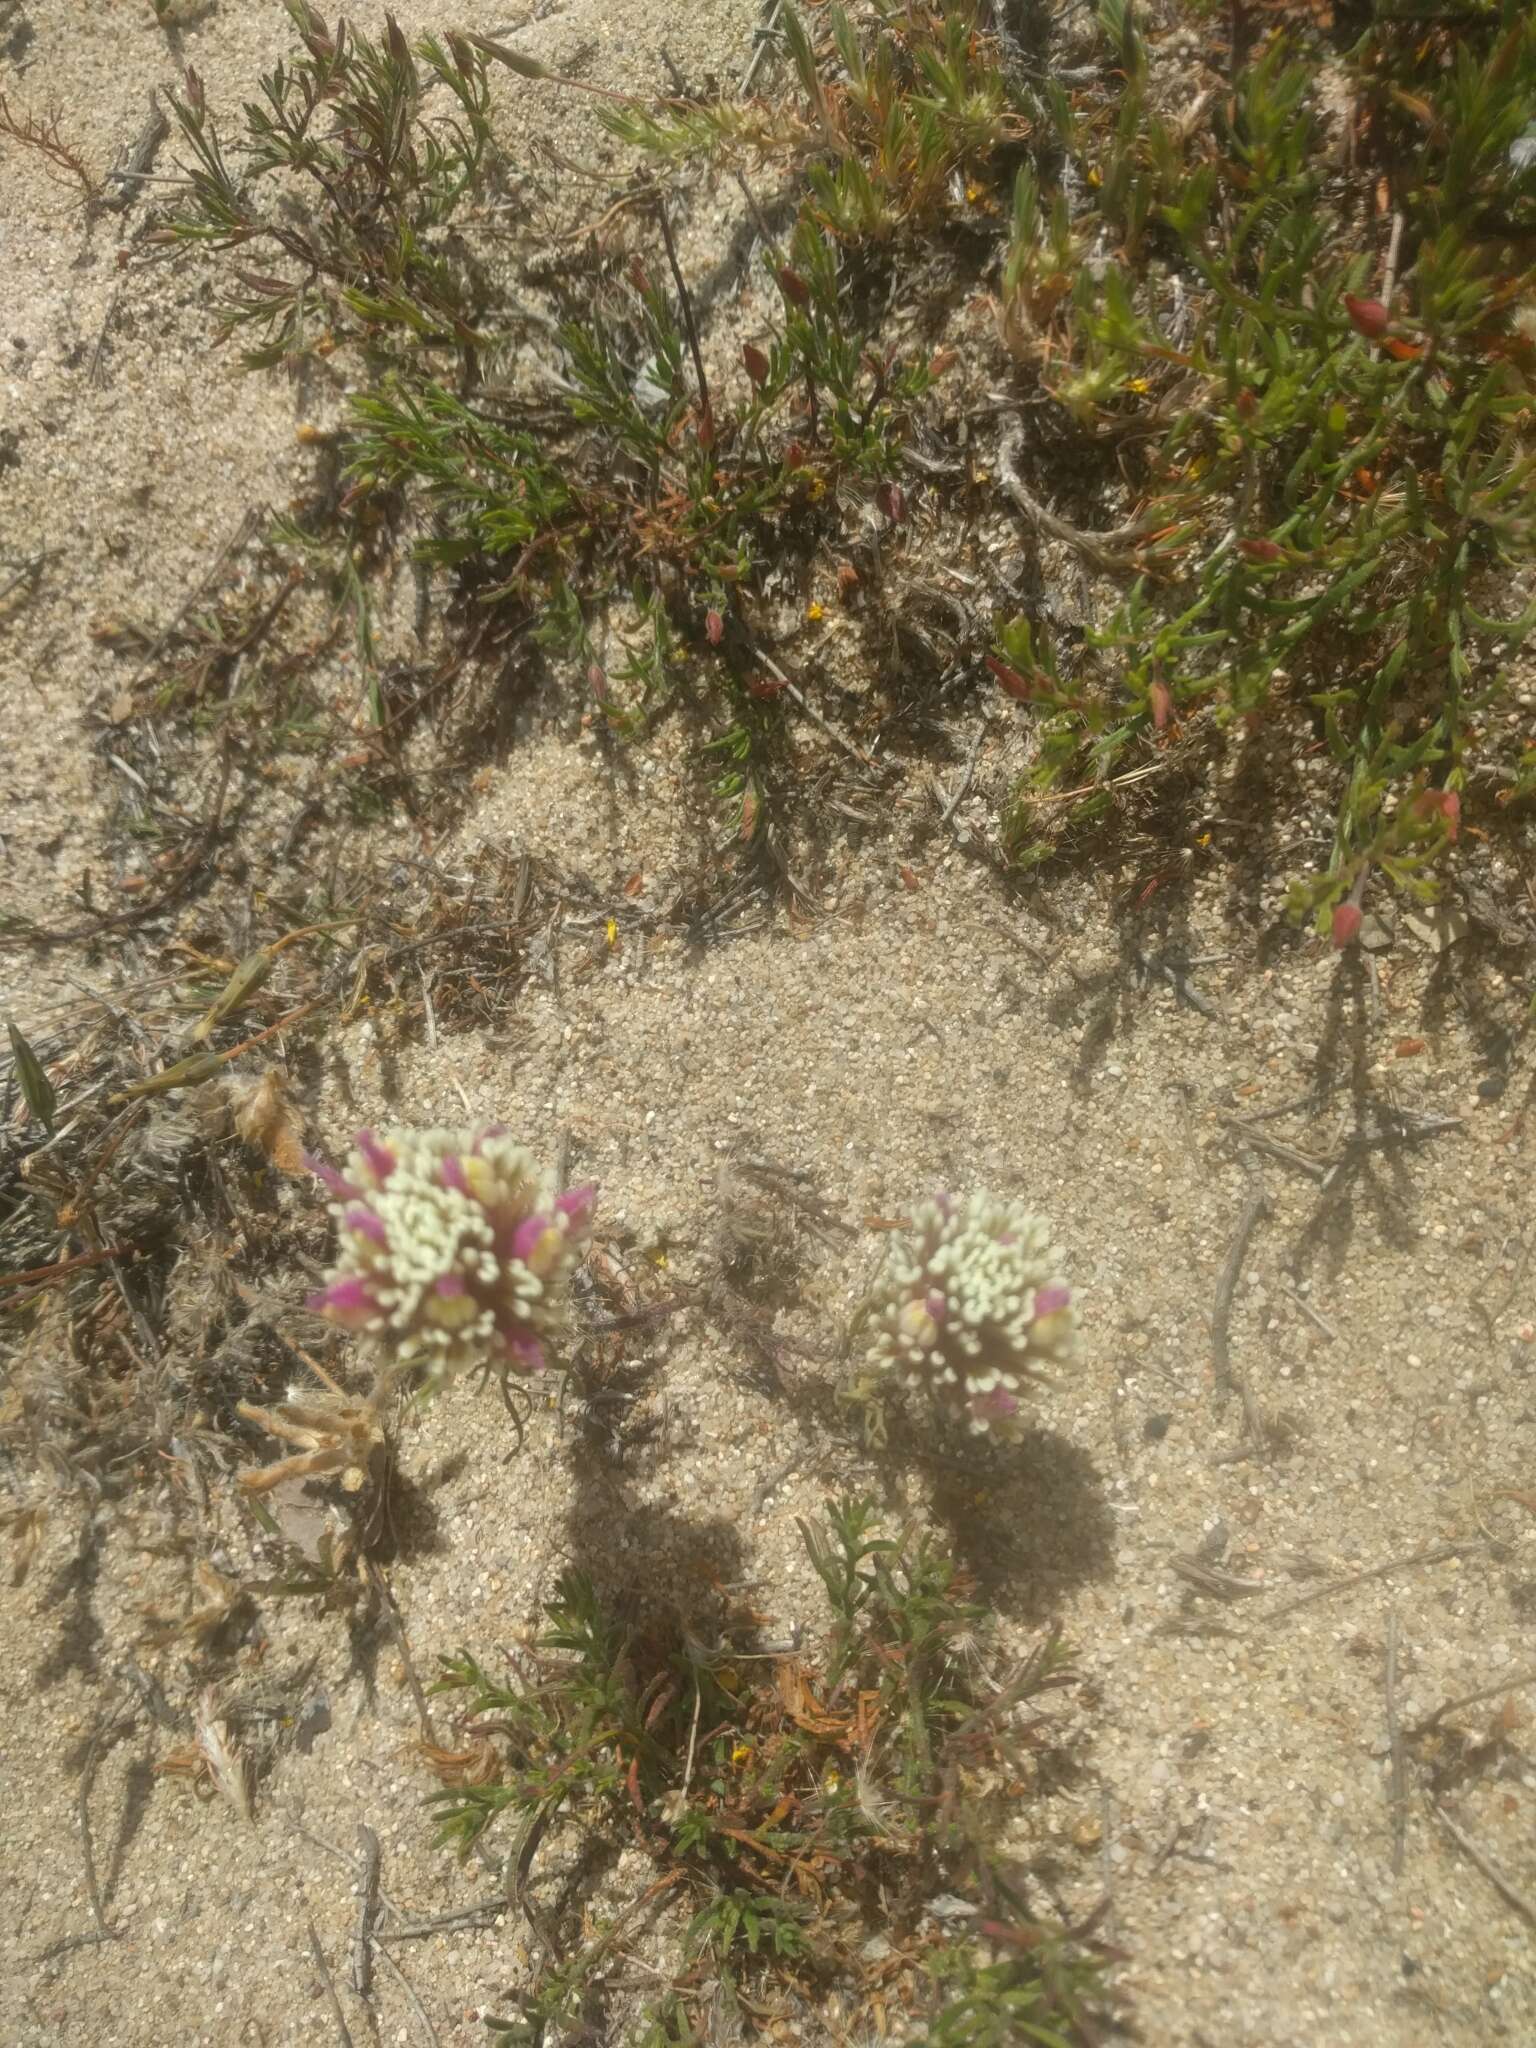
left=864, top=1193, right=1075, bottom=1437
left=236, top=1387, right=385, bottom=1495
left=155, top=1688, right=254, bottom=1822
left=305, top=1126, right=595, bottom=1387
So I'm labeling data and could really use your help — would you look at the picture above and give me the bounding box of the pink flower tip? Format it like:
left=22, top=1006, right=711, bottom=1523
left=970, top=1388, right=1021, bottom=1424
left=344, top=1205, right=387, bottom=1244
left=355, top=1130, right=396, bottom=1182
left=1331, top=901, right=1363, bottom=949
left=924, top=1289, right=948, bottom=1324
left=441, top=1154, right=469, bottom=1193
left=1032, top=1285, right=1071, bottom=1318
left=310, top=1276, right=378, bottom=1327
left=555, top=1183, right=597, bottom=1229
left=511, top=1215, right=552, bottom=1263
left=502, top=1333, right=547, bottom=1375
left=303, top=1152, right=359, bottom=1201
left=434, top=1273, right=467, bottom=1297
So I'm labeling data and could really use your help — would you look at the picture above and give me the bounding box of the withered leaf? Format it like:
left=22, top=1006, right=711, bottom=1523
left=229, top=1069, right=306, bottom=1174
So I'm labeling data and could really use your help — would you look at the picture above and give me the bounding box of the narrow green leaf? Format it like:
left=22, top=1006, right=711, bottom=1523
left=7, top=1022, right=55, bottom=1133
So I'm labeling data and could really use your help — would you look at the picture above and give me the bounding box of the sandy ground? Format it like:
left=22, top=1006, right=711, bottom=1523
left=4, top=3, right=1536, bottom=2045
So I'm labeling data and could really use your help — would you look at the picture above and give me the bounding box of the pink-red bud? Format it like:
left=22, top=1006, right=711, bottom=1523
left=1412, top=788, right=1460, bottom=841
left=1331, top=901, right=1363, bottom=949
left=776, top=266, right=811, bottom=309
left=986, top=655, right=1036, bottom=704
left=1344, top=293, right=1390, bottom=341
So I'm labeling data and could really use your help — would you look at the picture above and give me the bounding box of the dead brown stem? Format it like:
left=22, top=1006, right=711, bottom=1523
left=1260, top=1543, right=1488, bottom=1625
left=0, top=93, right=97, bottom=200
left=1433, top=1804, right=1536, bottom=1927
left=1385, top=1610, right=1406, bottom=1875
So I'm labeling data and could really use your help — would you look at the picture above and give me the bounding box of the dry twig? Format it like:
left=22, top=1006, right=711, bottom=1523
left=1211, top=1176, right=1270, bottom=1446
left=353, top=1824, right=381, bottom=1998
left=1385, top=1610, right=1407, bottom=1875
left=1168, top=1554, right=1269, bottom=1599
left=1408, top=1665, right=1536, bottom=1737
left=1259, top=1543, right=1487, bottom=1625
left=375, top=1898, right=507, bottom=1943
left=367, top=1563, right=438, bottom=1746
left=307, top=1916, right=357, bottom=2048
left=98, top=91, right=169, bottom=215
left=1433, top=1804, right=1536, bottom=1927
left=740, top=0, right=787, bottom=94
left=997, top=424, right=1163, bottom=574
left=373, top=1942, right=439, bottom=2047
left=77, top=1697, right=128, bottom=1944
left=1218, top=1116, right=1329, bottom=1183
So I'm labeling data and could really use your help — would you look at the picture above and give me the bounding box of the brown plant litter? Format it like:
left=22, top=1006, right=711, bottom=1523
left=3, top=1, right=1536, bottom=2044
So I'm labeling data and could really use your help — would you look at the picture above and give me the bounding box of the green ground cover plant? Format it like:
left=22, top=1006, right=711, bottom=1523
left=427, top=1499, right=1107, bottom=2043
left=157, top=0, right=1536, bottom=928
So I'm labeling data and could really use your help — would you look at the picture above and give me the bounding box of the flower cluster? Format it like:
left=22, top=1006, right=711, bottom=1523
left=305, top=1126, right=595, bottom=1386
left=864, top=1193, right=1075, bottom=1437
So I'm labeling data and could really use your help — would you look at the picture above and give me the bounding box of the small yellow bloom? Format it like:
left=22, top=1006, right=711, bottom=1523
left=824, top=1769, right=841, bottom=1793
left=806, top=601, right=825, bottom=622
left=731, top=1742, right=753, bottom=1767
left=1125, top=376, right=1150, bottom=394
left=965, top=181, right=984, bottom=203
left=605, top=918, right=618, bottom=948
left=805, top=478, right=827, bottom=502
left=1086, top=166, right=1102, bottom=187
